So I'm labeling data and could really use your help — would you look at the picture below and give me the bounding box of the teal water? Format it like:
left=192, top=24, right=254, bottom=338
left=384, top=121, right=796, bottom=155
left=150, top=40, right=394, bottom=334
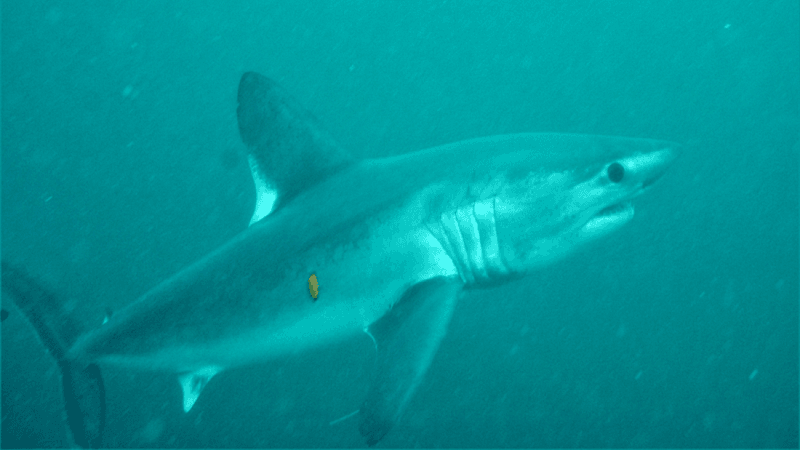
left=2, top=0, right=797, bottom=447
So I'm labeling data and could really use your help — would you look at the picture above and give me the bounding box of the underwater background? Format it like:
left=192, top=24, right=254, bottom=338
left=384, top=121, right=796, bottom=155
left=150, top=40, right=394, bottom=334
left=2, top=0, right=797, bottom=447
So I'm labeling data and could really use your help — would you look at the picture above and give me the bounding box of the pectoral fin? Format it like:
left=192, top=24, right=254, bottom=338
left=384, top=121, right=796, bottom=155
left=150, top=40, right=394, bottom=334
left=359, top=276, right=462, bottom=446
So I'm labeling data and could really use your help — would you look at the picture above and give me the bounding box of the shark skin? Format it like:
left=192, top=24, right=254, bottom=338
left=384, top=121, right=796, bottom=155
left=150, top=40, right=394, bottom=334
left=2, top=72, right=679, bottom=447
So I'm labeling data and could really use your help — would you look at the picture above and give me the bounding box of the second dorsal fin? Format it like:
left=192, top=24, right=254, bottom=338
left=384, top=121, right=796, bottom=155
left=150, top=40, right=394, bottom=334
left=237, top=72, right=355, bottom=224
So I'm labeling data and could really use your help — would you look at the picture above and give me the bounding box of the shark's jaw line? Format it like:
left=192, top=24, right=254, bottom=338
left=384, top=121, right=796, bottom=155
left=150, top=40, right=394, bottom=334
left=582, top=200, right=635, bottom=238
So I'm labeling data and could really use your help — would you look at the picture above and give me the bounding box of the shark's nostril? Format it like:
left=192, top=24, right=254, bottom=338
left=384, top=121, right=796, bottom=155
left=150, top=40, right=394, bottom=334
left=642, top=174, right=661, bottom=189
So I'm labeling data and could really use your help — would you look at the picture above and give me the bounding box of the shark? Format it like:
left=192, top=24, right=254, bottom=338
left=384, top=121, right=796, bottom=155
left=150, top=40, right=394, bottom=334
left=2, top=71, right=679, bottom=447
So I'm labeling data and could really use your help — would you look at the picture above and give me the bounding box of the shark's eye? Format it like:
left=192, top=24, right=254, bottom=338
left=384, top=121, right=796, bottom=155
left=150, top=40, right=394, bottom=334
left=607, top=162, right=625, bottom=183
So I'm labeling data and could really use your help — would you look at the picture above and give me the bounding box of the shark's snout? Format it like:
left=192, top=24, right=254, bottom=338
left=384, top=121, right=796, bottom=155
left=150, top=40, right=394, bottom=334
left=641, top=145, right=680, bottom=190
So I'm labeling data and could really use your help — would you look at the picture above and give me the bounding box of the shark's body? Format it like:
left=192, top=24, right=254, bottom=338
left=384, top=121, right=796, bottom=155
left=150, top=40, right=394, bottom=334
left=2, top=72, right=679, bottom=447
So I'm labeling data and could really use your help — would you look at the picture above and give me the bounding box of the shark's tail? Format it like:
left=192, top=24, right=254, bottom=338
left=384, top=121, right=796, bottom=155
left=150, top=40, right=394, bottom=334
left=2, top=262, right=106, bottom=448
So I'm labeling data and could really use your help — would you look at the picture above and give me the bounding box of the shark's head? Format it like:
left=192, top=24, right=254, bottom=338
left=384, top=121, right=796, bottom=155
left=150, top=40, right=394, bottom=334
left=488, top=135, right=679, bottom=274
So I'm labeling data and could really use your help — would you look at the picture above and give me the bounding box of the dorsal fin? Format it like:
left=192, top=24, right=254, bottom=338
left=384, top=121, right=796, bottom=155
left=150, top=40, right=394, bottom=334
left=237, top=72, right=355, bottom=224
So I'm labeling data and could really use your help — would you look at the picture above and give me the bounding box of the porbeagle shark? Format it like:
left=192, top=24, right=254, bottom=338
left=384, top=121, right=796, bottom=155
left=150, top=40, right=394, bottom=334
left=2, top=72, right=679, bottom=447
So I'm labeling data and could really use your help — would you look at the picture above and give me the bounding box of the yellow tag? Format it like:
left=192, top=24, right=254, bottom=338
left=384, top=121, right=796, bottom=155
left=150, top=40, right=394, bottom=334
left=308, top=274, right=319, bottom=300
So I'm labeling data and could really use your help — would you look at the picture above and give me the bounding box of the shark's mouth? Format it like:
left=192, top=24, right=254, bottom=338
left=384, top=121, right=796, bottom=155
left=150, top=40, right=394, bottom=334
left=596, top=202, right=633, bottom=218
left=581, top=201, right=634, bottom=237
